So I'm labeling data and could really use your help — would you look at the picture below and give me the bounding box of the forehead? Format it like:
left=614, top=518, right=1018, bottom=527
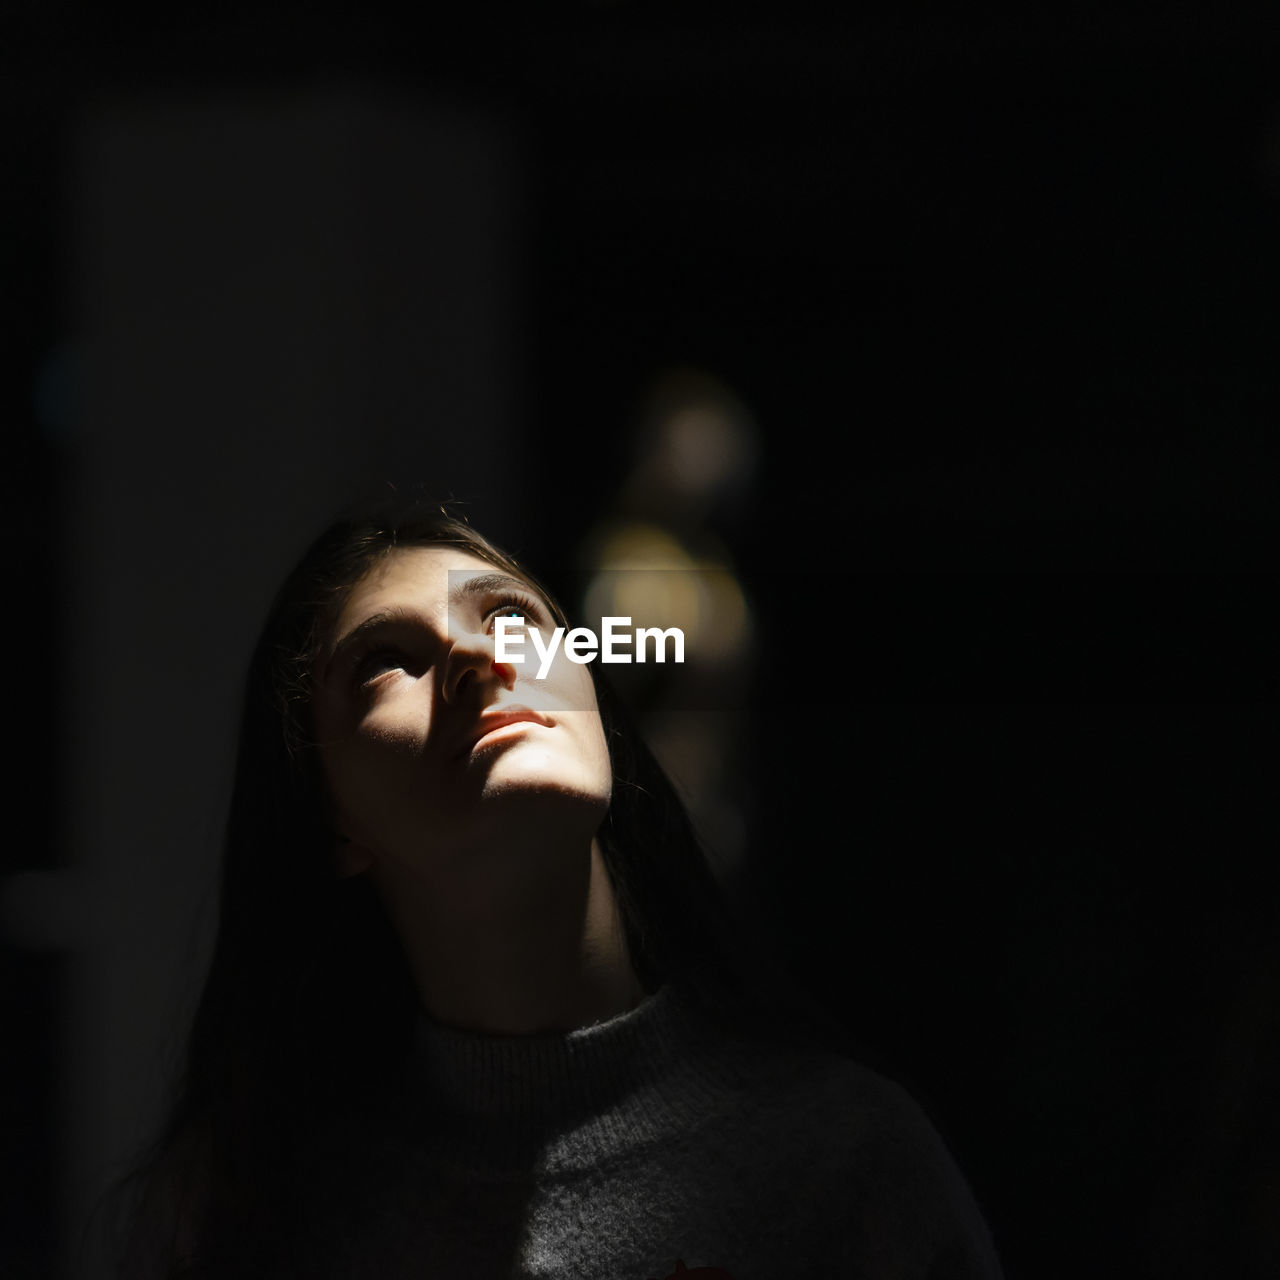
left=332, top=545, right=514, bottom=635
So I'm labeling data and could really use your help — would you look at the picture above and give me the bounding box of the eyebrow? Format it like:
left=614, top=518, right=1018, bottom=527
left=322, top=572, right=543, bottom=681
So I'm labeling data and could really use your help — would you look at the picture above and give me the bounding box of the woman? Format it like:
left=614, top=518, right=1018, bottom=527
left=117, top=498, right=1003, bottom=1279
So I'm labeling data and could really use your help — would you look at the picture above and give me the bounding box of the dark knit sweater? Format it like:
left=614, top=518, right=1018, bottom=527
left=302, top=983, right=1004, bottom=1280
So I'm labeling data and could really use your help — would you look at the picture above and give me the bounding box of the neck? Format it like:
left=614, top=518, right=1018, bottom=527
left=370, top=834, right=645, bottom=1036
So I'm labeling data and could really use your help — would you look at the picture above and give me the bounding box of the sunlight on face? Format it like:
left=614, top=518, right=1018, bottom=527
left=311, top=547, right=613, bottom=879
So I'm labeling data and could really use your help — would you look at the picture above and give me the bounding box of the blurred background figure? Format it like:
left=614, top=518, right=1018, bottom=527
left=573, top=367, right=759, bottom=884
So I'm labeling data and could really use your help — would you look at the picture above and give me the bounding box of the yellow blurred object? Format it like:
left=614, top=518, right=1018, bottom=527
left=583, top=523, right=749, bottom=662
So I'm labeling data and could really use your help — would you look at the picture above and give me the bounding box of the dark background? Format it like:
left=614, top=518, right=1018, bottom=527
left=4, top=6, right=1279, bottom=1278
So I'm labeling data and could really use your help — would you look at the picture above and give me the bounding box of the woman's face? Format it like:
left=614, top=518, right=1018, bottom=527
left=311, top=545, right=613, bottom=879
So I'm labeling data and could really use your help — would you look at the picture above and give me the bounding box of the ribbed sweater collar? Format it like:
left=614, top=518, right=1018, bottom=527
left=408, top=983, right=751, bottom=1174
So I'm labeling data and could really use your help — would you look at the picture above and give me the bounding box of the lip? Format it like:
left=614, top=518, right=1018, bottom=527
left=456, top=706, right=554, bottom=759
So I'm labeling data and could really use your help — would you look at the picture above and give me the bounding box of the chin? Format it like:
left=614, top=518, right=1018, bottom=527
left=483, top=769, right=610, bottom=810
left=478, top=758, right=610, bottom=817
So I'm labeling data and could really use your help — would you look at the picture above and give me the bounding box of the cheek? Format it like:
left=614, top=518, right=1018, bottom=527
left=531, top=659, right=611, bottom=779
left=319, top=737, right=380, bottom=827
left=321, top=688, right=430, bottom=758
left=318, top=717, right=430, bottom=832
left=570, top=674, right=613, bottom=788
left=591, top=718, right=614, bottom=797
left=541, top=653, right=599, bottom=710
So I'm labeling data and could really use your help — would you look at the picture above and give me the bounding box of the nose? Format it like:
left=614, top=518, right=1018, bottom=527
left=441, top=626, right=517, bottom=703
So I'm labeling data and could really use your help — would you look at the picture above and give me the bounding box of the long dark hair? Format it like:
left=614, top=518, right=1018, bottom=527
left=114, top=498, right=756, bottom=1276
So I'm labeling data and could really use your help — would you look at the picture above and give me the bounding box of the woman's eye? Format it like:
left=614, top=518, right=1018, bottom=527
left=485, top=594, right=541, bottom=631
left=351, top=648, right=407, bottom=688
